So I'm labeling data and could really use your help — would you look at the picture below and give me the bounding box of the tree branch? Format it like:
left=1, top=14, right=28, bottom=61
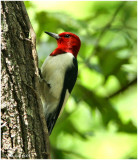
left=85, top=2, right=126, bottom=63
left=108, top=77, right=137, bottom=98
left=20, top=2, right=50, bottom=158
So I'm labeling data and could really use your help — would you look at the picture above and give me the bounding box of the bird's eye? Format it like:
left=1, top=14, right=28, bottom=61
left=64, top=34, right=70, bottom=38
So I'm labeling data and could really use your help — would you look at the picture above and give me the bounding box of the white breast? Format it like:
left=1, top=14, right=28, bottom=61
left=41, top=52, right=73, bottom=99
left=41, top=53, right=74, bottom=114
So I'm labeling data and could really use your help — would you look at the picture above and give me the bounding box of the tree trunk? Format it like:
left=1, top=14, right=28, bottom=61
left=1, top=2, right=50, bottom=159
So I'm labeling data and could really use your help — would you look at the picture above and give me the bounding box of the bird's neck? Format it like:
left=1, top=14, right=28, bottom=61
left=50, top=47, right=78, bottom=58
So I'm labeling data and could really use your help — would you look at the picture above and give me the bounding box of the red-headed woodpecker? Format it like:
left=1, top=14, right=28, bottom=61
left=39, top=31, right=81, bottom=135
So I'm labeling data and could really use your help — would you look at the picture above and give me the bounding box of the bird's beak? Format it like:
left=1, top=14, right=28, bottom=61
left=45, top=31, right=60, bottom=40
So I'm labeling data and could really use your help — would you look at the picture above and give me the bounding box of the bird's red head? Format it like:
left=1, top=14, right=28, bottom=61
left=45, top=31, right=81, bottom=58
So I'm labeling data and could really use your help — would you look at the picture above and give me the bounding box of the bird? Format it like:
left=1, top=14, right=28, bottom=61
left=39, top=31, right=81, bottom=135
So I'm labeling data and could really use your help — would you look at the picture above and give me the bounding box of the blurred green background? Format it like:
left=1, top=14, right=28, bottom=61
left=25, top=1, right=137, bottom=159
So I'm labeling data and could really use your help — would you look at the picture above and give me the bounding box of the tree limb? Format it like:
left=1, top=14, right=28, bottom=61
left=85, top=2, right=126, bottom=63
left=108, top=77, right=137, bottom=98
left=20, top=2, right=50, bottom=158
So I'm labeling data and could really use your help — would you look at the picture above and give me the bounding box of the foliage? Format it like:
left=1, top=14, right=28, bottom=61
left=25, top=1, right=137, bottom=159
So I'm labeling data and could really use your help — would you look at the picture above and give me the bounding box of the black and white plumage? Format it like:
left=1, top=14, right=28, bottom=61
left=40, top=53, right=78, bottom=134
left=39, top=32, right=81, bottom=135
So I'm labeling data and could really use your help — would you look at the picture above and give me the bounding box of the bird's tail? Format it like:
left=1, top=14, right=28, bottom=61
left=46, top=111, right=58, bottom=135
left=45, top=88, right=66, bottom=135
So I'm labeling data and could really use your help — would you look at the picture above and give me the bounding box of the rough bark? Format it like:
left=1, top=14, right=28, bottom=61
left=1, top=1, right=50, bottom=159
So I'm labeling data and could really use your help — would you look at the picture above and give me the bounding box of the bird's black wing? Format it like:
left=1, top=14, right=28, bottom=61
left=46, top=57, right=78, bottom=135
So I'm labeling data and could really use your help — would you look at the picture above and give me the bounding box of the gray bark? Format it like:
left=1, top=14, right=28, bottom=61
left=1, top=1, right=50, bottom=159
